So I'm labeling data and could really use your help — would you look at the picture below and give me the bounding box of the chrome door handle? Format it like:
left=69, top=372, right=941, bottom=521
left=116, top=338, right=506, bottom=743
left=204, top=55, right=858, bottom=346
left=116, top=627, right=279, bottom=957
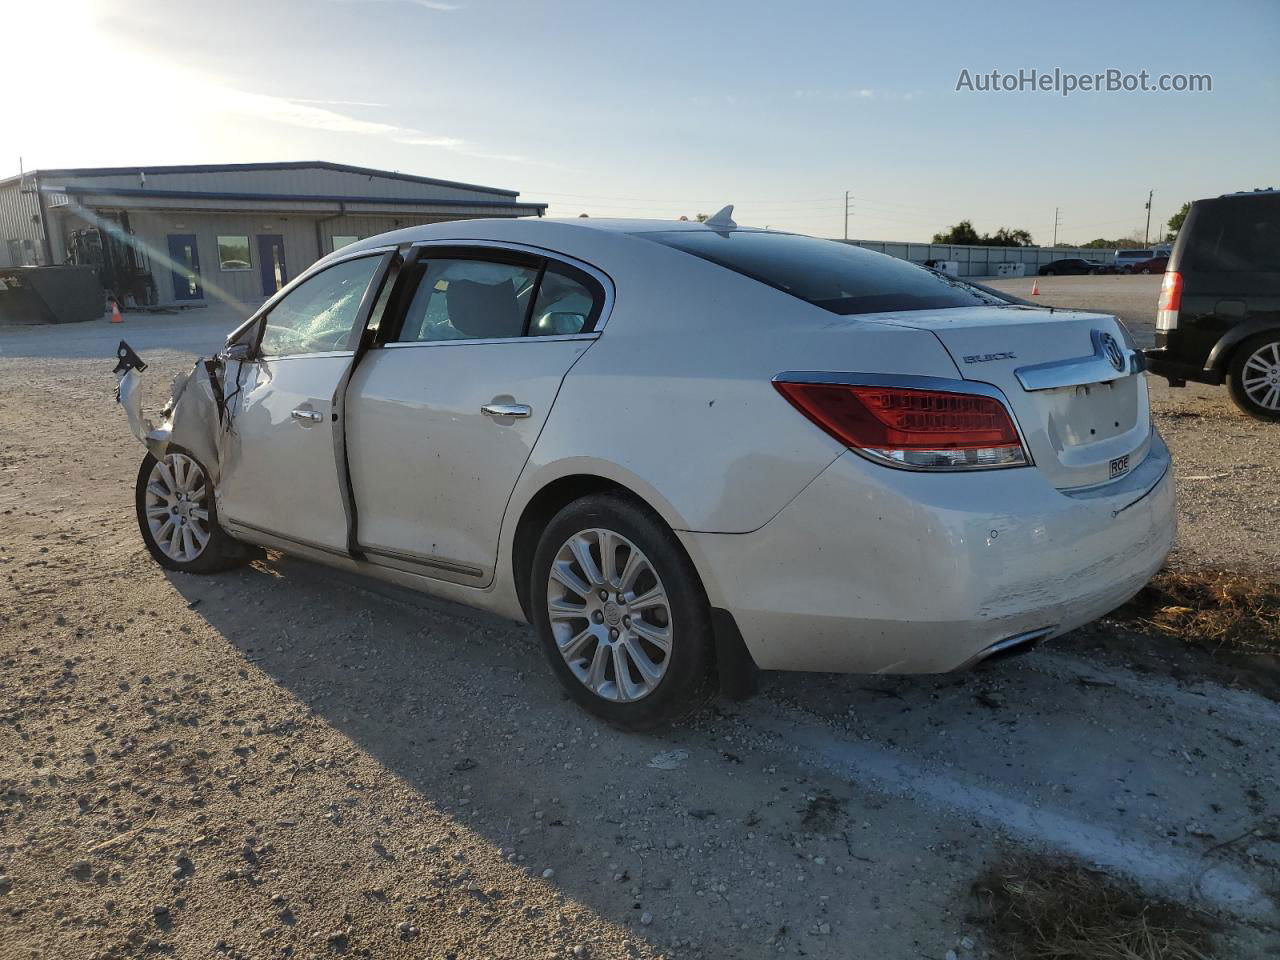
left=290, top=408, right=324, bottom=423
left=481, top=403, right=532, bottom=419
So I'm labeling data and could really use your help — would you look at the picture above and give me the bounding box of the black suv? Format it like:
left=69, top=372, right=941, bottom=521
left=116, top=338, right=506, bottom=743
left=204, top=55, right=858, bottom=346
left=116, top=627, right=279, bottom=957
left=1145, top=190, right=1280, bottom=421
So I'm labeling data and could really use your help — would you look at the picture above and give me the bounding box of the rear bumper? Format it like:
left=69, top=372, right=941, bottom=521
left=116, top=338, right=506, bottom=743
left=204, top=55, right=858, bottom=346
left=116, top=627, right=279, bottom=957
left=1143, top=347, right=1223, bottom=386
left=680, top=431, right=1176, bottom=674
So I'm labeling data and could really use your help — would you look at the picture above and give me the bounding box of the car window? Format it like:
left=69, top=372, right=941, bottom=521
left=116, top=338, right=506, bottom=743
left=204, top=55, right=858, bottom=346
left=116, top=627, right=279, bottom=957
left=1185, top=196, right=1280, bottom=273
left=643, top=230, right=1001, bottom=315
left=397, top=258, right=540, bottom=343
left=259, top=256, right=382, bottom=357
left=529, top=264, right=601, bottom=336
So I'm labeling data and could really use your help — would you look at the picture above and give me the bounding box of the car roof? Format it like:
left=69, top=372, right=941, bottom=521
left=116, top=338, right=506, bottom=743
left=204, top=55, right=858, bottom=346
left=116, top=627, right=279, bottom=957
left=543, top=217, right=773, bottom=234
left=333, top=217, right=784, bottom=272
left=341, top=216, right=774, bottom=251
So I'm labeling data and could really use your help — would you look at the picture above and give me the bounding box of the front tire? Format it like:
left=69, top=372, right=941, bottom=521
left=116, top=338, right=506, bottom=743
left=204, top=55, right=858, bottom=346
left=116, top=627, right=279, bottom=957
left=530, top=493, right=715, bottom=729
left=135, top=448, right=251, bottom=573
left=1227, top=333, right=1280, bottom=422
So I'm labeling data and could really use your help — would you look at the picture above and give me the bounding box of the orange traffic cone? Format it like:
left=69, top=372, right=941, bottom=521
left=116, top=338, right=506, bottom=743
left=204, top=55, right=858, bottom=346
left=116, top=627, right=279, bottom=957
left=110, top=300, right=123, bottom=323
left=1030, top=280, right=1040, bottom=296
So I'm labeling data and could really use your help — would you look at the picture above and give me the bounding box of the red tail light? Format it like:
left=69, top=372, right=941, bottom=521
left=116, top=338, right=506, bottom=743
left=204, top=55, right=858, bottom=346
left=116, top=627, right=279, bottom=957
left=1156, top=270, right=1182, bottom=331
left=773, top=380, right=1027, bottom=470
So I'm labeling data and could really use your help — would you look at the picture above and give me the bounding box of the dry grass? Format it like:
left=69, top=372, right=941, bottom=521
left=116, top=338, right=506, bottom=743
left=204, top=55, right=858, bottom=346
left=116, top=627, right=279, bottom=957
left=1114, top=568, right=1280, bottom=656
left=971, top=855, right=1218, bottom=960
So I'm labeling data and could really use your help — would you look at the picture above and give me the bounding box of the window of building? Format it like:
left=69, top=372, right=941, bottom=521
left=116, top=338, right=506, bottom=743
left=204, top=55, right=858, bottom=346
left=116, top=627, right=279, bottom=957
left=332, top=236, right=359, bottom=252
left=216, top=235, right=251, bottom=271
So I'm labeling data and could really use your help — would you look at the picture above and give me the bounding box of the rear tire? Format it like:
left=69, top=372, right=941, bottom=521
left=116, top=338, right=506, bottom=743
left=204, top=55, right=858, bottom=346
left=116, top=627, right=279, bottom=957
left=135, top=447, right=253, bottom=573
left=530, top=493, right=715, bottom=730
left=1226, top=333, right=1280, bottom=422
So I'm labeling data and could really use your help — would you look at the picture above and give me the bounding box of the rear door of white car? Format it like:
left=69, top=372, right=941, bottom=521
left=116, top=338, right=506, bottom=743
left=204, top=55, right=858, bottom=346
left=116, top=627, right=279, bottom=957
left=344, top=244, right=608, bottom=585
left=217, top=251, right=392, bottom=552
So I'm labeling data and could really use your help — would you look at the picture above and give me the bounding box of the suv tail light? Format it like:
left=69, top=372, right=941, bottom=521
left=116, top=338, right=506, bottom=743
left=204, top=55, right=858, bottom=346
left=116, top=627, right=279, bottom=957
left=1157, top=270, right=1182, bottom=331
left=773, top=380, right=1027, bottom=470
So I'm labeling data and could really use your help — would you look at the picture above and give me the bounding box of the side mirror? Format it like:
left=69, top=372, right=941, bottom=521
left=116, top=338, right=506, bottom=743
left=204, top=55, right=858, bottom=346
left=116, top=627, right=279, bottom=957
left=222, top=342, right=254, bottom=362
left=546, top=311, right=587, bottom=335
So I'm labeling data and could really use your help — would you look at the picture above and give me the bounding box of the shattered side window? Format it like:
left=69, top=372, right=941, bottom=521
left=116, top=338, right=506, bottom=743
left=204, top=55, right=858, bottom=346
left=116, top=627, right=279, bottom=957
left=259, top=256, right=382, bottom=357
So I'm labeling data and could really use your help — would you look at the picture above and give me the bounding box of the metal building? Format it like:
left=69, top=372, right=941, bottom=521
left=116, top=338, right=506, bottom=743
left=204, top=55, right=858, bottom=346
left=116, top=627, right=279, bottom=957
left=0, top=161, right=546, bottom=306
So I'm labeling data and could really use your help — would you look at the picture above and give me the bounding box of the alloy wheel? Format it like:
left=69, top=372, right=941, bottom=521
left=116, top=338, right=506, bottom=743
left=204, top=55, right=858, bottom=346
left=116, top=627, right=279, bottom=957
left=143, top=453, right=212, bottom=563
left=1241, top=341, right=1280, bottom=412
left=545, top=528, right=672, bottom=702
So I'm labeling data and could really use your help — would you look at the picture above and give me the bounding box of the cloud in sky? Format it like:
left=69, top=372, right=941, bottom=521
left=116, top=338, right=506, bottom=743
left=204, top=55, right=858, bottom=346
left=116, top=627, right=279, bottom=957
left=207, top=83, right=554, bottom=166
left=289, top=98, right=391, bottom=108
left=791, top=88, right=919, bottom=102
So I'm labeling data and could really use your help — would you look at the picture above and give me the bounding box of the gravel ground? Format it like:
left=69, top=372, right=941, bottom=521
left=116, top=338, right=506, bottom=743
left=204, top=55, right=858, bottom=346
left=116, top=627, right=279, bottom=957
left=1, top=307, right=1277, bottom=960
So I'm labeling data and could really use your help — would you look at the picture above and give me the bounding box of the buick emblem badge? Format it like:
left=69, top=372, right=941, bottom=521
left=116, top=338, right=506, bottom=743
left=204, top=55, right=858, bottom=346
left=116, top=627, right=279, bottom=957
left=1100, top=332, right=1125, bottom=372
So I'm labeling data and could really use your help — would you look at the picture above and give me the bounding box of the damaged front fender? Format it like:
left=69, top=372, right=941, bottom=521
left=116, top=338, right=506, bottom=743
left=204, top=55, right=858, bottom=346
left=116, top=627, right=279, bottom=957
left=114, top=340, right=231, bottom=485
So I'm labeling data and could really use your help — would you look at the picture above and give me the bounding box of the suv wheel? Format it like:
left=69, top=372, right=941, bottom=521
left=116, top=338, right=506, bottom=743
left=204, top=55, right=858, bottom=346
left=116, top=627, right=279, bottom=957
left=1227, top=333, right=1280, bottom=422
left=135, top=448, right=253, bottom=573
left=531, top=493, right=715, bottom=729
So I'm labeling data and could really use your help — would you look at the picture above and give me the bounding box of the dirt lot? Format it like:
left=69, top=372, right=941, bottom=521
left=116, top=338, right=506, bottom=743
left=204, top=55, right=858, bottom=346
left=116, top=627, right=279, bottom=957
left=987, top=273, right=1165, bottom=347
left=1, top=295, right=1278, bottom=959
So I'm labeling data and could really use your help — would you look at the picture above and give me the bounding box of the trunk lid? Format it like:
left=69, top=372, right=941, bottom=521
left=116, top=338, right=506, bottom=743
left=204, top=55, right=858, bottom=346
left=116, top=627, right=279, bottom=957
left=865, top=305, right=1150, bottom=490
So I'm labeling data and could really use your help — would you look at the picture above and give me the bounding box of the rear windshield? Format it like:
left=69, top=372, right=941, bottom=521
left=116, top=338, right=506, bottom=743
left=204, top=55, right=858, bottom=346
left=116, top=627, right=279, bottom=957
left=1182, top=194, right=1280, bottom=273
left=642, top=230, right=1007, bottom=315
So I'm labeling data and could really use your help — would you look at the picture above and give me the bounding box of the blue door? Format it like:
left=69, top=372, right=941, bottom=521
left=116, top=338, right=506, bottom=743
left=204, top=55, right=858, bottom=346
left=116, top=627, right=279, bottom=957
left=167, top=234, right=203, bottom=301
left=258, top=234, right=288, bottom=296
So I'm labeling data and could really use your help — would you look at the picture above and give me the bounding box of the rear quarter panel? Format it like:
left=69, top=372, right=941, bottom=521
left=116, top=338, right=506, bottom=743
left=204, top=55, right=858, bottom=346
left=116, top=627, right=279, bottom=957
left=508, top=237, right=966, bottom=535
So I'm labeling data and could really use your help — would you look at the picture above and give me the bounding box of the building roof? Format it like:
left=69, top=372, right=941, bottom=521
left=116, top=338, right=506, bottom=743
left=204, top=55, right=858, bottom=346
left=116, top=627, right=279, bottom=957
left=0, top=160, right=523, bottom=198
left=52, top=184, right=545, bottom=213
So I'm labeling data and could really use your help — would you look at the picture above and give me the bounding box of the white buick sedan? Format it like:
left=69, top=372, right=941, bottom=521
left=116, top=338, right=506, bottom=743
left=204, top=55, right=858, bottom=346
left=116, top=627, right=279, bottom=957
left=120, top=212, right=1175, bottom=728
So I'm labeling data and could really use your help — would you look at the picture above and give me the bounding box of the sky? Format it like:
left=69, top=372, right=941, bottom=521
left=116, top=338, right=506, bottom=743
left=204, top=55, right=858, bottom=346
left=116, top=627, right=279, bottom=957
left=4, top=0, right=1277, bottom=244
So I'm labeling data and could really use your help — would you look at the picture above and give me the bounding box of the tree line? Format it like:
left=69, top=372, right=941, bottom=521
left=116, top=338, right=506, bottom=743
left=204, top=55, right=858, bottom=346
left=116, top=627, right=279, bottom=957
left=931, top=203, right=1191, bottom=248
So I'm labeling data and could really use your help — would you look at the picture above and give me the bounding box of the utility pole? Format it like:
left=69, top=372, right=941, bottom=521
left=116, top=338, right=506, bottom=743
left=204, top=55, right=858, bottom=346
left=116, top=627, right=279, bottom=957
left=1143, top=189, right=1154, bottom=245
left=1052, top=207, right=1062, bottom=247
left=843, top=191, right=853, bottom=241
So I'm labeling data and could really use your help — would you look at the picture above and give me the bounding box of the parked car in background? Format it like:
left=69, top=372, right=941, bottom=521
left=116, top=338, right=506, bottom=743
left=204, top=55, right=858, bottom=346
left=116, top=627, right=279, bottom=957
left=1114, top=248, right=1170, bottom=273
left=1130, top=255, right=1169, bottom=275
left=117, top=215, right=1175, bottom=728
left=1038, top=258, right=1114, bottom=276
left=1145, top=189, right=1280, bottom=421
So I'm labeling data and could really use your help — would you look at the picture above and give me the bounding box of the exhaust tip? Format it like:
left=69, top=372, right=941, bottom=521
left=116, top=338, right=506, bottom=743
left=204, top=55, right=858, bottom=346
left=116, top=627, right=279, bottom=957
left=964, top=627, right=1055, bottom=670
